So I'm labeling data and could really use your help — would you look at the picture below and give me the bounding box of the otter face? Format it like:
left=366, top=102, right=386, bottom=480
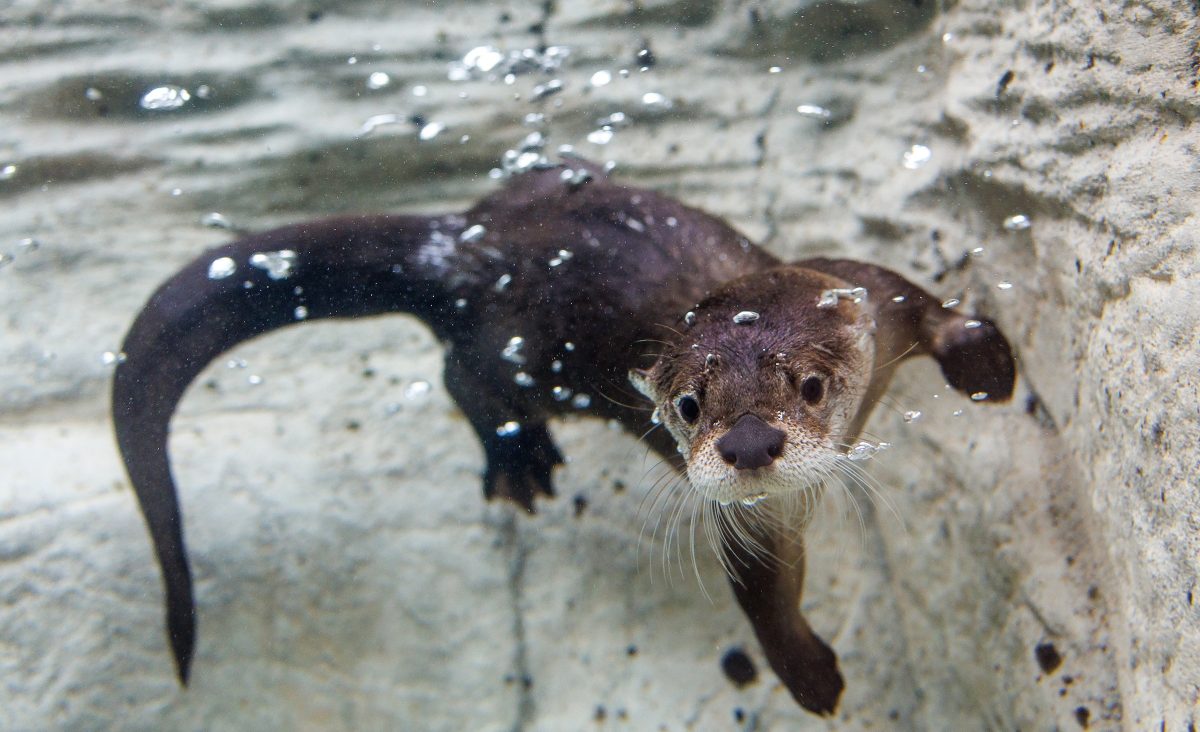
left=630, top=276, right=876, bottom=506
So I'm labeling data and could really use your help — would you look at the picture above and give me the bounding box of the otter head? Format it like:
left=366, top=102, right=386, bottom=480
left=630, top=268, right=877, bottom=507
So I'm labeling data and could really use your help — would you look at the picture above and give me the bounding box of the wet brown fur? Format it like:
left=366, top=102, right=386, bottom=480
left=111, top=159, right=1015, bottom=716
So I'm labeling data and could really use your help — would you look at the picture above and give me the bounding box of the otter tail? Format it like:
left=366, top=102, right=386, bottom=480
left=112, top=214, right=460, bottom=684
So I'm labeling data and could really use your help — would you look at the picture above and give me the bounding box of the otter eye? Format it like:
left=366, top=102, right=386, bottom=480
left=676, top=395, right=701, bottom=424
left=800, top=376, right=824, bottom=404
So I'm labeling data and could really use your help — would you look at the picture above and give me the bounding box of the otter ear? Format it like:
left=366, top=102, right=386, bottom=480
left=628, top=368, right=659, bottom=402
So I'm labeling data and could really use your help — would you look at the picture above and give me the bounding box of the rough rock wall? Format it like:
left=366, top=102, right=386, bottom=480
left=0, top=0, right=1196, bottom=730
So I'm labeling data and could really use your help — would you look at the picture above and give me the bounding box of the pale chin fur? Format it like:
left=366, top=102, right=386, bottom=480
left=682, top=424, right=840, bottom=505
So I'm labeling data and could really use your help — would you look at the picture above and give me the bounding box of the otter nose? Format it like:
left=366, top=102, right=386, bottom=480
left=715, top=414, right=786, bottom=470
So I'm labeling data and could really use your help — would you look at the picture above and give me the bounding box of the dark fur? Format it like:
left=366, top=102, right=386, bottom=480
left=112, top=160, right=1015, bottom=714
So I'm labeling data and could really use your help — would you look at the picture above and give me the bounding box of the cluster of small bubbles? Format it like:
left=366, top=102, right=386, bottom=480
left=650, top=407, right=662, bottom=425
left=366, top=72, right=391, bottom=90
left=404, top=380, right=432, bottom=400
left=847, top=440, right=891, bottom=461
left=740, top=493, right=768, bottom=507
left=460, top=224, right=486, bottom=243
left=494, top=273, right=513, bottom=292
left=140, top=85, right=191, bottom=111
left=817, top=287, right=868, bottom=308
left=501, top=336, right=526, bottom=364
left=496, top=420, right=522, bottom=437
left=970, top=391, right=989, bottom=401
left=514, top=371, right=534, bottom=387
left=589, top=70, right=612, bottom=87
left=293, top=305, right=309, bottom=320
left=531, top=79, right=564, bottom=100
left=548, top=249, right=573, bottom=267
left=494, top=132, right=550, bottom=178
left=572, top=393, right=591, bottom=409
left=560, top=167, right=593, bottom=189
left=208, top=256, right=237, bottom=280
left=247, top=374, right=264, bottom=386
left=684, top=311, right=696, bottom=326
left=1002, top=214, right=1031, bottom=231
left=642, top=92, right=671, bottom=110
left=552, top=385, right=572, bottom=401
left=550, top=359, right=563, bottom=373
left=227, top=358, right=248, bottom=369
left=101, top=350, right=127, bottom=366
left=963, top=319, right=982, bottom=329
left=249, top=250, right=297, bottom=280
left=796, top=104, right=832, bottom=121
left=903, top=410, right=922, bottom=423
left=200, top=212, right=233, bottom=229
left=902, top=144, right=932, bottom=169
left=418, top=122, right=446, bottom=141
left=0, top=164, right=17, bottom=180
left=449, top=45, right=570, bottom=82
left=997, top=281, right=1014, bottom=290
left=733, top=311, right=760, bottom=324
left=941, top=297, right=961, bottom=308
left=358, top=113, right=401, bottom=137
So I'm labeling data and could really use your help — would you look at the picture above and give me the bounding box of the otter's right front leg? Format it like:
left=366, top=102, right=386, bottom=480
left=442, top=355, right=563, bottom=512
left=721, top=521, right=845, bottom=716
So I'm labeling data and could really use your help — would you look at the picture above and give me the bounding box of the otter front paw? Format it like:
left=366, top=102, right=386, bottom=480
left=481, top=423, right=563, bottom=512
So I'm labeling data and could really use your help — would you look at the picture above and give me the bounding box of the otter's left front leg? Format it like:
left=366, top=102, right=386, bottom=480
left=443, top=355, right=563, bottom=512
left=721, top=520, right=844, bottom=716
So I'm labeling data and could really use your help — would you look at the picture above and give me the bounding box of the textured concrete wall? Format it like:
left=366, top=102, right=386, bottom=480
left=0, top=0, right=1196, bottom=729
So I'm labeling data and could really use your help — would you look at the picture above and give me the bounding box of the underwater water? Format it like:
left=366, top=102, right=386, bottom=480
left=4, top=1, right=1197, bottom=730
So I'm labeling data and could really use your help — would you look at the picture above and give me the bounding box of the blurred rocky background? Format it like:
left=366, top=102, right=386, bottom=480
left=0, top=0, right=1196, bottom=729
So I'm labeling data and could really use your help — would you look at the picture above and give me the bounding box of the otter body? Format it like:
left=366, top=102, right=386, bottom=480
left=112, top=160, right=1014, bottom=715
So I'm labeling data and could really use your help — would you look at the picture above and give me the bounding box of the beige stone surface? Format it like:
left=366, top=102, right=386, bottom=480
left=0, top=0, right=1195, bottom=729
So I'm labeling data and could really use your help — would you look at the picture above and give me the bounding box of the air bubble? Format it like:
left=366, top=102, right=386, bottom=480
left=0, top=164, right=16, bottom=180
left=140, top=85, right=190, bottom=111
left=590, top=70, right=612, bottom=87
left=847, top=440, right=890, bottom=461
left=891, top=295, right=906, bottom=303
left=997, top=281, right=1014, bottom=290
left=650, top=408, right=661, bottom=425
left=964, top=319, right=982, bottom=329
left=514, top=372, right=534, bottom=387
left=249, top=250, right=298, bottom=280
left=207, top=257, right=237, bottom=280
left=501, top=336, right=526, bottom=364
left=494, top=273, right=513, bottom=292
left=564, top=342, right=575, bottom=351
left=902, top=144, right=932, bottom=169
left=496, top=421, right=522, bottom=437
left=460, top=224, right=486, bottom=242
left=733, top=311, right=760, bottom=324
left=817, top=287, right=867, bottom=308
left=970, top=392, right=989, bottom=401
left=572, top=393, right=591, bottom=409
left=642, top=92, right=671, bottom=109
left=366, top=72, right=391, bottom=90
left=293, top=306, right=309, bottom=320
left=419, top=122, right=445, bottom=141
left=903, top=410, right=922, bottom=423
left=247, top=374, right=263, bottom=385
left=358, top=113, right=401, bottom=136
left=1002, top=214, right=1031, bottom=231
left=405, top=380, right=432, bottom=400
left=796, top=104, right=832, bottom=121
left=552, top=385, right=572, bottom=401
left=101, top=351, right=127, bottom=366
left=587, top=128, right=614, bottom=145
left=684, top=311, right=696, bottom=326
left=200, top=212, right=233, bottom=229
left=941, top=297, right=961, bottom=308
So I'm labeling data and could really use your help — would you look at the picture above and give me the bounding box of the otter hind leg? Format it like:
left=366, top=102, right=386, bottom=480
left=443, top=357, right=562, bottom=512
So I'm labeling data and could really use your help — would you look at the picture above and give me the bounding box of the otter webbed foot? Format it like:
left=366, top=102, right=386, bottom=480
left=480, top=422, right=563, bottom=513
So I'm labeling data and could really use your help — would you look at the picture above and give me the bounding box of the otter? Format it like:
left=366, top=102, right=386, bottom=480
left=112, top=158, right=1015, bottom=716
